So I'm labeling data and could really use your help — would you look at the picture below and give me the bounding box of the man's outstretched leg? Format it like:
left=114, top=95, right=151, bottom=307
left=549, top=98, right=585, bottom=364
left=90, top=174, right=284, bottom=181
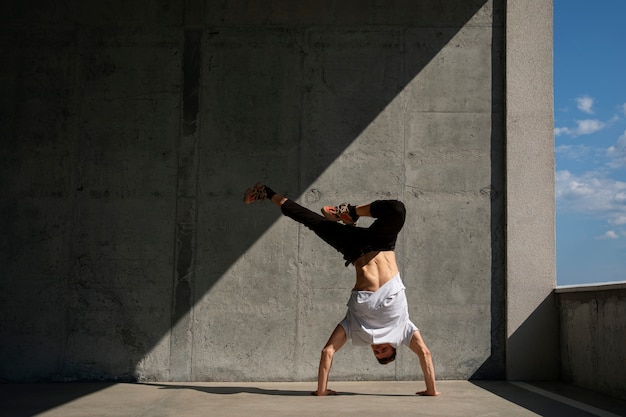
left=244, top=182, right=329, bottom=224
left=244, top=183, right=409, bottom=265
left=243, top=182, right=362, bottom=263
left=245, top=182, right=358, bottom=226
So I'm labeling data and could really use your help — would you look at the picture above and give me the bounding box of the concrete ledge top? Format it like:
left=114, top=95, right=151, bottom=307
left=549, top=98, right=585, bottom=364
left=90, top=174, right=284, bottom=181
left=555, top=280, right=626, bottom=293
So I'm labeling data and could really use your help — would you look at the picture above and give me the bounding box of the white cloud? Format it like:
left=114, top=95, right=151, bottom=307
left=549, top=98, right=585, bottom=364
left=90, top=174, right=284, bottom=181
left=576, top=95, right=594, bottom=114
left=575, top=119, right=606, bottom=135
left=555, top=144, right=591, bottom=161
left=598, top=230, right=619, bottom=239
left=610, top=216, right=626, bottom=226
left=554, top=127, right=571, bottom=136
left=622, top=103, right=626, bottom=117
left=554, top=119, right=606, bottom=137
left=556, top=171, right=626, bottom=242
left=556, top=170, right=626, bottom=217
left=606, top=130, right=626, bottom=168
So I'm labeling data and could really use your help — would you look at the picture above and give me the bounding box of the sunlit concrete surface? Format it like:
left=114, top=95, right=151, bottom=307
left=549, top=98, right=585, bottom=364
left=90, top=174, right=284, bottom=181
left=2, top=381, right=626, bottom=417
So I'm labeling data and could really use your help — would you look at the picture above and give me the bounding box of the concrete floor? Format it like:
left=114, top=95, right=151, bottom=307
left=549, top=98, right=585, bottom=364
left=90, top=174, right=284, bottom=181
left=1, top=380, right=625, bottom=417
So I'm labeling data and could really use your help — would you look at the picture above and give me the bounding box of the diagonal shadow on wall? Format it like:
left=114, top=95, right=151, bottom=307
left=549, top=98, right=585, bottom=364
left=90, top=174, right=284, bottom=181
left=0, top=2, right=499, bottom=410
left=181, top=0, right=498, bottom=381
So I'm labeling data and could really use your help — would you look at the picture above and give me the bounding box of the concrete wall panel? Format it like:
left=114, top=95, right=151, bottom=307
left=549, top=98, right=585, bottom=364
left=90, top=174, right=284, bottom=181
left=0, top=0, right=557, bottom=384
left=505, top=0, right=558, bottom=380
left=557, top=287, right=626, bottom=400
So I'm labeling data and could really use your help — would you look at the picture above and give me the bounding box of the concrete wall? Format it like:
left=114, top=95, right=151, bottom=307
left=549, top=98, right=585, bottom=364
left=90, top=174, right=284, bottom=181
left=0, top=0, right=551, bottom=382
left=556, top=284, right=626, bottom=400
left=504, top=0, right=559, bottom=380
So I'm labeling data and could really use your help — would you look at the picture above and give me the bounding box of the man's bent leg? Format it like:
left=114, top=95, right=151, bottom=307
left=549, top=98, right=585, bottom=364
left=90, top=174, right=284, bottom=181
left=367, top=200, right=406, bottom=240
left=280, top=199, right=360, bottom=260
left=244, top=183, right=365, bottom=264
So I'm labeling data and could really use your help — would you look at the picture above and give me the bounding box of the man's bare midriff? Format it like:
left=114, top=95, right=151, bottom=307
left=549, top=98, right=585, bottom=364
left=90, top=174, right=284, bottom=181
left=353, top=250, right=399, bottom=292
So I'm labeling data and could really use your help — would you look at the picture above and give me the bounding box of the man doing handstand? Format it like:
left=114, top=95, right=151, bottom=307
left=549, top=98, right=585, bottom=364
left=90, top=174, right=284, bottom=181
left=243, top=182, right=440, bottom=397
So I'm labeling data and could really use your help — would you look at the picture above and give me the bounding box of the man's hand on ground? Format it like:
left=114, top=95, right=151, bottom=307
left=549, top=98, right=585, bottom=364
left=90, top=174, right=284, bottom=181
left=311, top=389, right=338, bottom=396
left=416, top=389, right=441, bottom=396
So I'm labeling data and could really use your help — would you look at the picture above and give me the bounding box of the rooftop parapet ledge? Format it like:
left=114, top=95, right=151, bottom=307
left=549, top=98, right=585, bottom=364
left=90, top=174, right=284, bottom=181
left=555, top=280, right=626, bottom=293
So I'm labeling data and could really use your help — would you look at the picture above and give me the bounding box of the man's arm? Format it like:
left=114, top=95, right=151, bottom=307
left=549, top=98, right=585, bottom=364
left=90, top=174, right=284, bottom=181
left=409, top=330, right=440, bottom=396
left=312, top=324, right=347, bottom=396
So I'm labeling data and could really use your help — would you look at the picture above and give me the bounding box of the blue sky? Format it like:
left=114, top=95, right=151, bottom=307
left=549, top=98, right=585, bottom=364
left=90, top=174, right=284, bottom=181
left=554, top=0, right=626, bottom=285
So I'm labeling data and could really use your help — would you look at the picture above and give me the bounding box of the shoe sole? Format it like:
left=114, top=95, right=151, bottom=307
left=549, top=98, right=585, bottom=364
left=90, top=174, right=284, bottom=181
left=243, top=182, right=264, bottom=204
left=321, top=206, right=355, bottom=226
left=243, top=188, right=254, bottom=204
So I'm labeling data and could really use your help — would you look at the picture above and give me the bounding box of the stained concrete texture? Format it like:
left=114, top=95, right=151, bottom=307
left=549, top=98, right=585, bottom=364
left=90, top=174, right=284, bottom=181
left=0, top=0, right=524, bottom=382
left=2, top=381, right=626, bottom=417
left=557, top=286, right=626, bottom=400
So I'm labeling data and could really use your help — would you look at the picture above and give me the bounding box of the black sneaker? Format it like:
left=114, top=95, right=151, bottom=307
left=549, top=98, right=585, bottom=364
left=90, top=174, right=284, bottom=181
left=243, top=182, right=267, bottom=204
left=321, top=203, right=356, bottom=226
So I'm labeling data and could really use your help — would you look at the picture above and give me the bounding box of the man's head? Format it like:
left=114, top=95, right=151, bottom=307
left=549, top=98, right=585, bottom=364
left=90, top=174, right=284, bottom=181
left=371, top=343, right=396, bottom=365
